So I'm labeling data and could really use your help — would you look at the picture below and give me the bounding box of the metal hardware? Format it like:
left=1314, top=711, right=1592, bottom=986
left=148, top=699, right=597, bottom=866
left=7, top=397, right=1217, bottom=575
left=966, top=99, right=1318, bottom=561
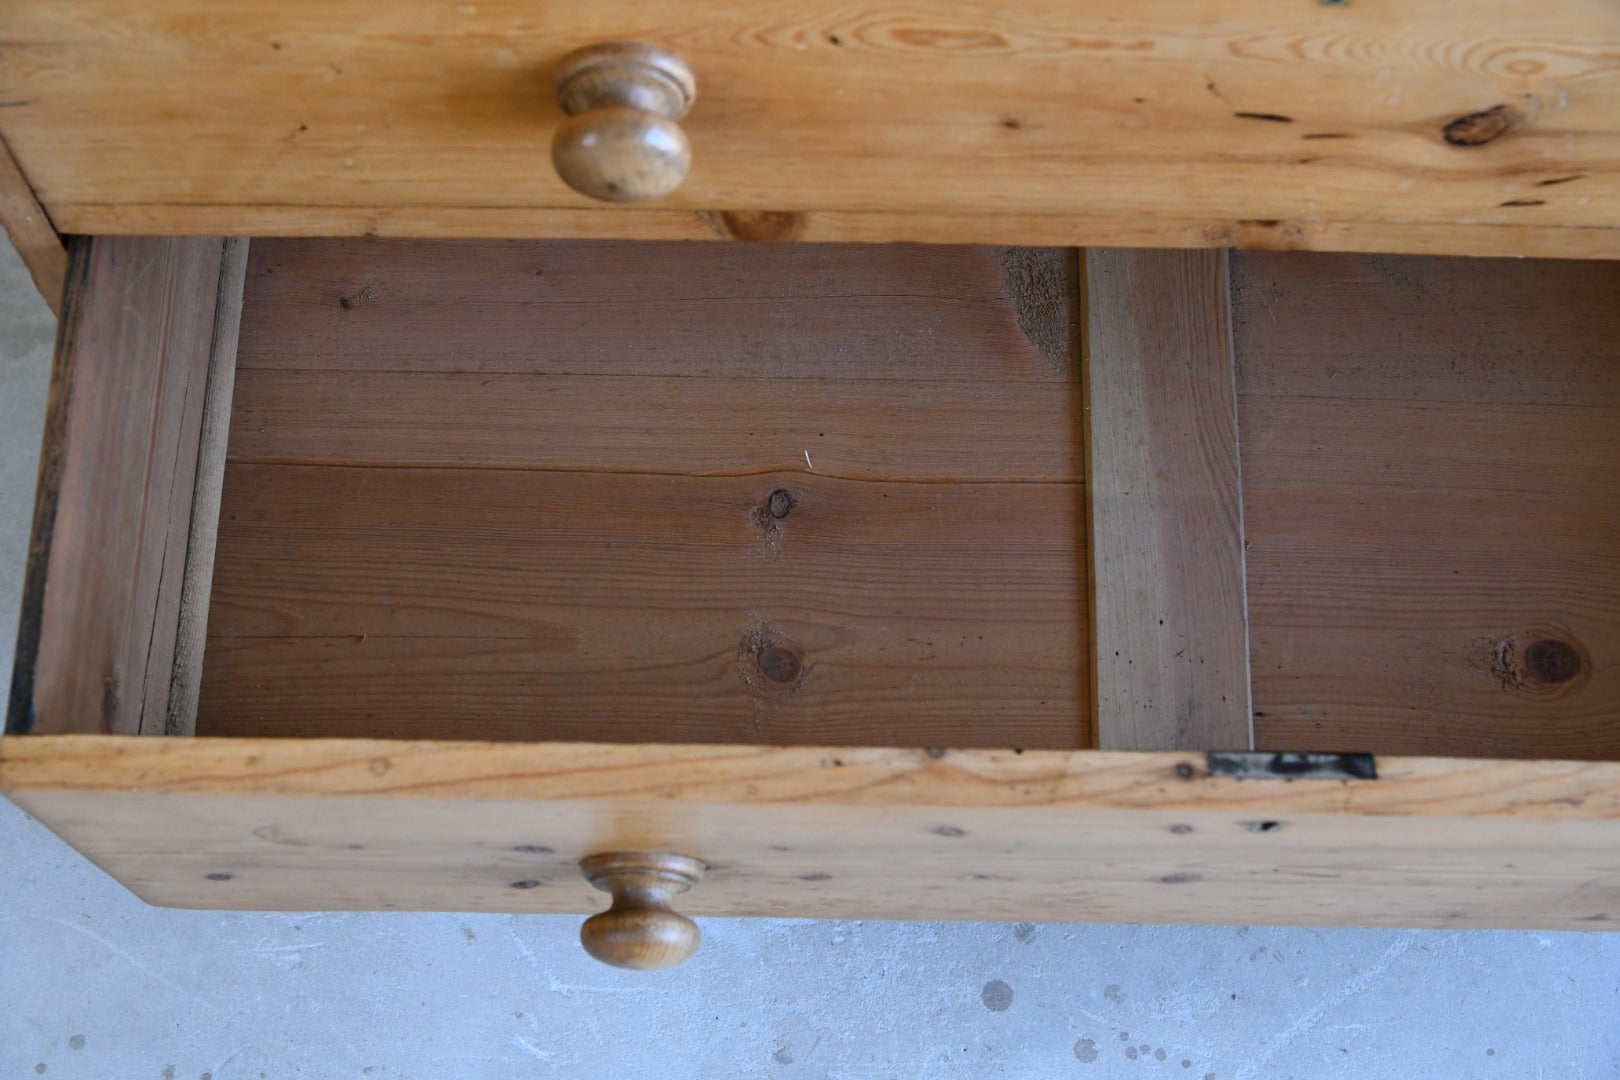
left=1207, top=751, right=1377, bottom=781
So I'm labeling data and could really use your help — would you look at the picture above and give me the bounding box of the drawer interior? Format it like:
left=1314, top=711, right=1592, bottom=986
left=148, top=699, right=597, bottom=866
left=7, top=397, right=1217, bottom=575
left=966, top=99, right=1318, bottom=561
left=11, top=238, right=1620, bottom=760
left=199, top=241, right=1089, bottom=748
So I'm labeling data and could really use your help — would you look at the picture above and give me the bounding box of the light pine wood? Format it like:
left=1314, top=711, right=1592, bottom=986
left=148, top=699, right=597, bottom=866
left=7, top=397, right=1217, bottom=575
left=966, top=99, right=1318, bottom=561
left=2, top=2, right=1617, bottom=256
left=50, top=205, right=1620, bottom=262
left=1235, top=252, right=1620, bottom=760
left=7, top=237, right=246, bottom=736
left=200, top=238, right=1087, bottom=748
left=578, top=851, right=705, bottom=969
left=3, top=736, right=1619, bottom=929
left=0, top=132, right=64, bottom=316
left=1085, top=249, right=1251, bottom=751
left=552, top=43, right=696, bottom=203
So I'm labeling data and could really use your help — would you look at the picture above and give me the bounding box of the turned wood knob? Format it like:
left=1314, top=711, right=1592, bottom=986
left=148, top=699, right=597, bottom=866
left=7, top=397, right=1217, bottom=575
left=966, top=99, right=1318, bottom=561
left=579, top=851, right=706, bottom=969
left=552, top=42, right=696, bottom=203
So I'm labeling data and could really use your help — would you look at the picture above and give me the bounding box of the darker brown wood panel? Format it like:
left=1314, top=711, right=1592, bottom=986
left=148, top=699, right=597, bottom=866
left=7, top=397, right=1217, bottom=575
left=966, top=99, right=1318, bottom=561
left=202, top=239, right=1088, bottom=748
left=198, top=466, right=1086, bottom=747
left=8, top=236, right=243, bottom=735
left=1235, top=251, right=1620, bottom=760
left=227, top=371, right=1082, bottom=481
left=239, top=239, right=1078, bottom=381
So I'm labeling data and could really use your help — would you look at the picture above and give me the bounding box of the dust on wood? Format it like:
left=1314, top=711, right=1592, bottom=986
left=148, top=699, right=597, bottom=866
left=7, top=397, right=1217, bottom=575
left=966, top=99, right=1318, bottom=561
left=737, top=616, right=807, bottom=699
left=997, top=247, right=1079, bottom=377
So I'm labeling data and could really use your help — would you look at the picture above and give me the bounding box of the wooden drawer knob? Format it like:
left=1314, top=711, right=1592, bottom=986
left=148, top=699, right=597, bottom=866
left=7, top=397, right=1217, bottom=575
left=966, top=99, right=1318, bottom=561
left=579, top=851, right=706, bottom=969
left=552, top=42, right=696, bottom=203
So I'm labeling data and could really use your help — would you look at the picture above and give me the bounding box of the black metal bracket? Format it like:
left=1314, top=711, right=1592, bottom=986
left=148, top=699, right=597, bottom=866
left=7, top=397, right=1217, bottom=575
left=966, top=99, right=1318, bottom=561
left=1207, top=751, right=1377, bottom=781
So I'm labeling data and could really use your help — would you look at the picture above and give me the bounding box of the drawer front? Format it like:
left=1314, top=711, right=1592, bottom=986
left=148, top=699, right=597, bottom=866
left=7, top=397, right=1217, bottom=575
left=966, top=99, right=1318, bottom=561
left=1, top=2, right=1618, bottom=256
left=6, top=232, right=1620, bottom=965
left=5, top=736, right=1620, bottom=931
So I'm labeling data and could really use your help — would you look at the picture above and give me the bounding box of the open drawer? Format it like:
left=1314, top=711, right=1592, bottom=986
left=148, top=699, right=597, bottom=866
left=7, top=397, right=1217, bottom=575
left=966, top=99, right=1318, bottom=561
left=4, top=236, right=1619, bottom=968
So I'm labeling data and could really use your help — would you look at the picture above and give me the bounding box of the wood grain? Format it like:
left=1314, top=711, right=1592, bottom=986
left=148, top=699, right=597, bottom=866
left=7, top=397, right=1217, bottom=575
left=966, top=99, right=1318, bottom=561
left=203, top=239, right=1087, bottom=748
left=237, top=239, right=1077, bottom=381
left=227, top=371, right=1082, bottom=480
left=49, top=204, right=1620, bottom=262
left=0, top=131, right=64, bottom=316
left=163, top=238, right=250, bottom=736
left=198, top=466, right=1086, bottom=747
left=2, top=1, right=1617, bottom=256
left=7, top=237, right=241, bottom=736
left=1235, top=251, right=1620, bottom=760
left=1085, top=249, right=1251, bottom=751
left=4, top=735, right=1619, bottom=929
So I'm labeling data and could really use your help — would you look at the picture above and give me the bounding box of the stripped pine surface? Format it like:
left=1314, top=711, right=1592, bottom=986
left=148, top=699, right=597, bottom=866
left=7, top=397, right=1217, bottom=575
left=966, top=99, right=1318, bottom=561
left=3, top=736, right=1618, bottom=928
left=2, top=1, right=1616, bottom=256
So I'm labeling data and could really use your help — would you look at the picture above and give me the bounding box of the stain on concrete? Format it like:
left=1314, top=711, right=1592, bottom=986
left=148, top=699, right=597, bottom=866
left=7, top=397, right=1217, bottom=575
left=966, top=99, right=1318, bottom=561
left=1126, top=1047, right=1140, bottom=1060
left=1156, top=1049, right=1168, bottom=1061
left=163, top=1068, right=175, bottom=1080
left=67, top=1036, right=84, bottom=1050
left=1013, top=922, right=1037, bottom=944
left=1119, top=1031, right=1131, bottom=1041
left=980, top=980, right=1014, bottom=1012
left=1183, top=1061, right=1193, bottom=1069
left=461, top=925, right=476, bottom=942
left=773, top=1043, right=793, bottom=1065
left=33, top=1065, right=45, bottom=1075
left=1104, top=983, right=1125, bottom=1003
left=1074, top=1038, right=1099, bottom=1063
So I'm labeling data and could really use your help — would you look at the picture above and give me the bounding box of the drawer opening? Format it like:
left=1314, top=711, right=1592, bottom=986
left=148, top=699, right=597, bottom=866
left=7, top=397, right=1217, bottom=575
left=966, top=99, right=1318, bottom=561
left=10, top=238, right=1620, bottom=762
left=198, top=239, right=1092, bottom=749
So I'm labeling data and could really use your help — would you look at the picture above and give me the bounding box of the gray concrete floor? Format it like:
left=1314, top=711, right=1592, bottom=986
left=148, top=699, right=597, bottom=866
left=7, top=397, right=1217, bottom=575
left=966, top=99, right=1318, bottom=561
left=1, top=233, right=1617, bottom=1080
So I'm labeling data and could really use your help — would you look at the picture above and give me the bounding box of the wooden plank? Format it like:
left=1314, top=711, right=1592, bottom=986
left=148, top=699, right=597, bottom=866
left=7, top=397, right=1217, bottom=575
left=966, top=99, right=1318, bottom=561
left=49, top=204, right=1620, bottom=261
left=1235, top=252, right=1620, bottom=760
left=200, top=237, right=1087, bottom=748
left=229, top=240, right=1082, bottom=483
left=238, top=239, right=1077, bottom=382
left=162, top=238, right=249, bottom=736
left=3, top=736, right=1619, bottom=929
left=227, top=371, right=1082, bottom=480
left=1085, top=249, right=1251, bottom=751
left=0, top=131, right=65, bottom=316
left=2, top=1, right=1618, bottom=257
left=6, top=236, right=241, bottom=736
left=198, top=466, right=1087, bottom=748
